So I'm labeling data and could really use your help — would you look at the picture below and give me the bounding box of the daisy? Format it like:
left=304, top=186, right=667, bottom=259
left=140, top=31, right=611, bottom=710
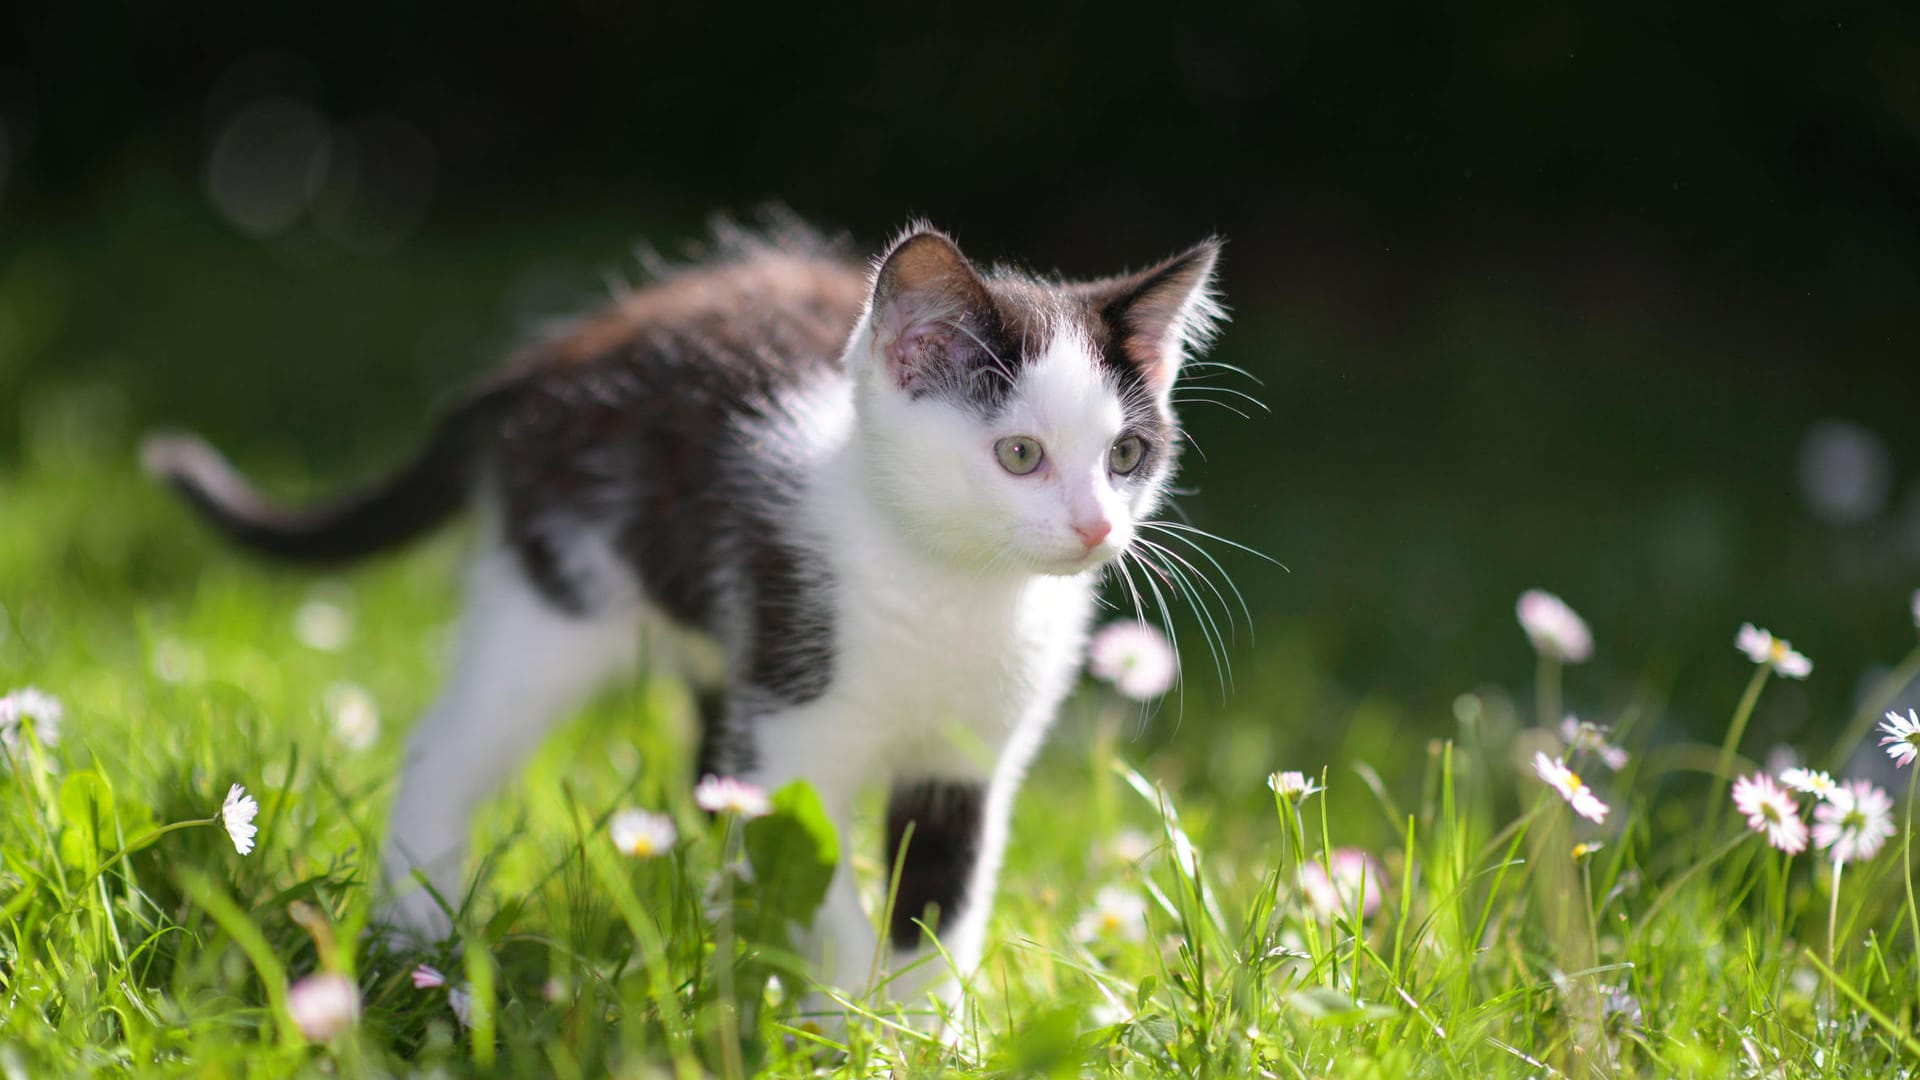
left=410, top=964, right=447, bottom=990
left=1558, top=716, right=1629, bottom=771
left=1074, top=884, right=1148, bottom=943
left=1731, top=772, right=1808, bottom=854
left=1879, top=708, right=1920, bottom=768
left=1533, top=752, right=1610, bottom=824
left=1735, top=623, right=1812, bottom=679
left=222, top=783, right=259, bottom=856
left=1911, top=587, right=1920, bottom=629
left=693, top=775, right=771, bottom=818
left=293, top=597, right=353, bottom=652
left=1812, top=780, right=1896, bottom=864
left=0, top=687, right=64, bottom=752
left=447, top=986, right=473, bottom=1029
left=324, top=682, right=380, bottom=751
left=1086, top=621, right=1178, bottom=699
left=1103, top=826, right=1155, bottom=866
left=609, top=808, right=678, bottom=857
left=286, top=972, right=360, bottom=1042
left=1268, top=770, right=1324, bottom=801
left=1297, top=848, right=1385, bottom=920
left=1516, top=590, right=1593, bottom=663
left=1779, top=767, right=1839, bottom=800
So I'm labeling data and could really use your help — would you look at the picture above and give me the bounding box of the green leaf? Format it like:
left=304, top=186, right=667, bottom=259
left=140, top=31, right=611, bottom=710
left=1287, top=986, right=1394, bottom=1027
left=1133, top=973, right=1158, bottom=1013
left=742, top=781, right=840, bottom=935
left=56, top=770, right=115, bottom=869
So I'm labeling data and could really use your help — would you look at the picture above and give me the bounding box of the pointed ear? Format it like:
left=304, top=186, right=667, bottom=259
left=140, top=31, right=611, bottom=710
left=1087, top=239, right=1224, bottom=389
left=866, top=227, right=993, bottom=392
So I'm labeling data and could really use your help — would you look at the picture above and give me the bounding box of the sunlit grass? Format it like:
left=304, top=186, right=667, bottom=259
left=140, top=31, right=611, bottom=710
left=5, top=424, right=1920, bottom=1077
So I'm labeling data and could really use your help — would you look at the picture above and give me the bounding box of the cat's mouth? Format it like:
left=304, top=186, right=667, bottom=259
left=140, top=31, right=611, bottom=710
left=1031, top=544, right=1120, bottom=577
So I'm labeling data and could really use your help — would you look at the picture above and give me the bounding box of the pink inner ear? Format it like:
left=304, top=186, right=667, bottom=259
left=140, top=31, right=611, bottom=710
left=885, top=321, right=947, bottom=391
left=1120, top=334, right=1175, bottom=387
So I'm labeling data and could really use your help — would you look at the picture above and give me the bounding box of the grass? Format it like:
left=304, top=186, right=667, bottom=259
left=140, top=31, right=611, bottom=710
left=4, top=390, right=1920, bottom=1077
left=5, top=197, right=1920, bottom=1075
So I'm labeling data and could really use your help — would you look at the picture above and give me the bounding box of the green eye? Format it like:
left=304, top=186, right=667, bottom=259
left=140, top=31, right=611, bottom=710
left=994, top=435, right=1045, bottom=475
left=1109, top=435, right=1146, bottom=475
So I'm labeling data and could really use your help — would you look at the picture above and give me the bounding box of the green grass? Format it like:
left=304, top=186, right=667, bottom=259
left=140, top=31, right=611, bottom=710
left=5, top=392, right=1920, bottom=1077
left=5, top=196, right=1920, bottom=1075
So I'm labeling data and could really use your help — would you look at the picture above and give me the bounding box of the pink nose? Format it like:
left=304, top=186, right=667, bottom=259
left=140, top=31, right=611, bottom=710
left=1074, top=520, right=1113, bottom=548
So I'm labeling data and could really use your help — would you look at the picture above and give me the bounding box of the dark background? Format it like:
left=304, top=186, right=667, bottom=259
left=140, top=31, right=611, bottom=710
left=5, top=3, right=1919, bottom=785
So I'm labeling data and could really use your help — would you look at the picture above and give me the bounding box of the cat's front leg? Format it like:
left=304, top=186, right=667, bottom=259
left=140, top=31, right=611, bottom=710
left=880, top=712, right=1053, bottom=1018
left=736, top=705, right=884, bottom=1009
left=380, top=545, right=638, bottom=941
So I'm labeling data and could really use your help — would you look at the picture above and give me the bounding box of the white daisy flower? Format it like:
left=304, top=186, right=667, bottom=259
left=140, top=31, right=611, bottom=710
left=1103, top=826, right=1156, bottom=866
left=609, top=808, right=678, bottom=857
left=286, top=972, right=360, bottom=1041
left=1074, top=884, right=1149, bottom=943
left=692, top=775, right=771, bottom=819
left=1558, top=715, right=1629, bottom=771
left=1735, top=623, right=1813, bottom=679
left=1812, top=780, right=1896, bottom=864
left=410, top=964, right=446, bottom=990
left=447, top=986, right=473, bottom=1029
left=324, top=682, right=380, bottom=751
left=1911, top=588, right=1920, bottom=629
left=221, top=783, right=259, bottom=855
left=0, top=687, right=64, bottom=752
left=1779, top=767, right=1839, bottom=801
left=293, top=598, right=353, bottom=651
left=1086, top=621, right=1178, bottom=699
left=1879, top=708, right=1920, bottom=768
left=1516, top=590, right=1593, bottom=663
left=1267, top=770, right=1324, bottom=801
left=1297, top=848, right=1385, bottom=920
left=1533, top=752, right=1610, bottom=824
left=1731, top=772, right=1808, bottom=854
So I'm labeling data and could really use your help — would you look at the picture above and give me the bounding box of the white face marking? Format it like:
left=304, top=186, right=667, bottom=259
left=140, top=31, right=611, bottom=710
left=855, top=320, right=1160, bottom=576
left=991, top=329, right=1134, bottom=570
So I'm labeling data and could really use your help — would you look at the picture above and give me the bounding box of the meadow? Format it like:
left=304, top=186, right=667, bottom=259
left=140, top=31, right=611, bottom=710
left=4, top=200, right=1920, bottom=1077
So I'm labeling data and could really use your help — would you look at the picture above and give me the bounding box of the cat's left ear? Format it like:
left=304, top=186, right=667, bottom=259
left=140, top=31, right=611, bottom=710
left=865, top=226, right=994, bottom=393
left=1085, top=239, right=1225, bottom=391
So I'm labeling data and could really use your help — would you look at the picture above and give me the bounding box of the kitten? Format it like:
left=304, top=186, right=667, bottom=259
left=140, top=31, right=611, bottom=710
left=142, top=219, right=1223, bottom=1006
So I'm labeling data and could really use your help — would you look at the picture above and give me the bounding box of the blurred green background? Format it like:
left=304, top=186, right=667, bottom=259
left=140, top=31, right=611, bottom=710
left=4, top=3, right=1919, bottom=803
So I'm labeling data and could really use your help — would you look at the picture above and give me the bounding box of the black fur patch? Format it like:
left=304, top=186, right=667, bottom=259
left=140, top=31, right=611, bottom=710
left=885, top=781, right=986, bottom=949
left=743, top=529, right=834, bottom=704
left=694, top=687, right=758, bottom=779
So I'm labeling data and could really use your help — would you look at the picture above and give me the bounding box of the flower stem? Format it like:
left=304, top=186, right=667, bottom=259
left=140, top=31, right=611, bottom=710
left=1824, top=642, right=1920, bottom=770
left=82, top=817, right=220, bottom=891
left=1702, top=666, right=1771, bottom=851
left=1828, top=858, right=1845, bottom=992
left=1536, top=654, right=1562, bottom=731
left=1905, top=767, right=1920, bottom=1001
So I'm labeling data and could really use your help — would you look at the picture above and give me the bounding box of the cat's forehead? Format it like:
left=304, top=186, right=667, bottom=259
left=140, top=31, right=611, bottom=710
left=953, top=275, right=1155, bottom=420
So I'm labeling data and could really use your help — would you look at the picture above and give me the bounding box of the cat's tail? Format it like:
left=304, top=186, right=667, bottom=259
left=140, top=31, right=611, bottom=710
left=139, top=409, right=487, bottom=564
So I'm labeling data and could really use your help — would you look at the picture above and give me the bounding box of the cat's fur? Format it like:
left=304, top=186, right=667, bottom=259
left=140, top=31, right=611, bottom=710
left=142, top=218, right=1223, bottom=1006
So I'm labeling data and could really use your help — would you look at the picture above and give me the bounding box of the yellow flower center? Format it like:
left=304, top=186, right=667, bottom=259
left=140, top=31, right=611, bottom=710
left=1769, top=640, right=1788, bottom=661
left=1565, top=769, right=1583, bottom=789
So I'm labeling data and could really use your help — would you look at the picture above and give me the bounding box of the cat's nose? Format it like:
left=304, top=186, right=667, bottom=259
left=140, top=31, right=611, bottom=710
left=1073, top=520, right=1113, bottom=548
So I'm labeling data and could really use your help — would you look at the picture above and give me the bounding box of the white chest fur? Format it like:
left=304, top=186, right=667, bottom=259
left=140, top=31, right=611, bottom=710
left=804, top=456, right=1095, bottom=779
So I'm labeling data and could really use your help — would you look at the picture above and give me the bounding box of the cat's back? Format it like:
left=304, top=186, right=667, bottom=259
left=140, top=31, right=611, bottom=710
left=476, top=230, right=866, bottom=623
left=498, top=235, right=868, bottom=411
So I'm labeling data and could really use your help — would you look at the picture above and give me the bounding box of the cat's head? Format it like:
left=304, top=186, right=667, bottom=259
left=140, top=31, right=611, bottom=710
left=847, top=224, right=1222, bottom=577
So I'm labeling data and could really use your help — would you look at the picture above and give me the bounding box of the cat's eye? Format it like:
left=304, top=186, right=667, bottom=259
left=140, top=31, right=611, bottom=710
left=1108, top=435, right=1146, bottom=475
left=994, top=436, right=1045, bottom=476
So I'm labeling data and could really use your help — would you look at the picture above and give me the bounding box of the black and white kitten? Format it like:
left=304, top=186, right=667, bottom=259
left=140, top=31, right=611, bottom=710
left=143, top=220, right=1223, bottom=1005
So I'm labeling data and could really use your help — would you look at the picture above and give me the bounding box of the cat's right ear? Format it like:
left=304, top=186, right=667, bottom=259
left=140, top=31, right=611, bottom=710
left=866, top=228, right=992, bottom=393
